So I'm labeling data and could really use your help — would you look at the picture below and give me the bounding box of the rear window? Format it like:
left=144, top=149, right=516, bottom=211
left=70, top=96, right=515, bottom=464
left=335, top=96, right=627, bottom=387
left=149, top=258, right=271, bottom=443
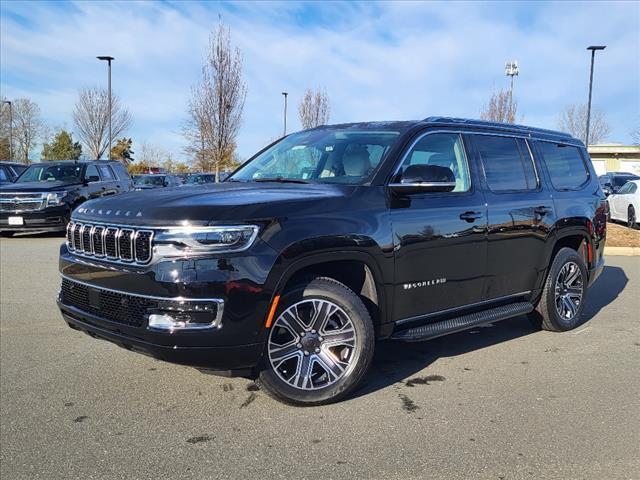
left=474, top=135, right=538, bottom=192
left=538, top=143, right=589, bottom=190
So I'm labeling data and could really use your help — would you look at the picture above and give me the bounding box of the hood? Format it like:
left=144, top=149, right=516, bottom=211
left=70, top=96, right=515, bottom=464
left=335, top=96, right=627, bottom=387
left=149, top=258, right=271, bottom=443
left=73, top=182, right=353, bottom=226
left=0, top=180, right=80, bottom=192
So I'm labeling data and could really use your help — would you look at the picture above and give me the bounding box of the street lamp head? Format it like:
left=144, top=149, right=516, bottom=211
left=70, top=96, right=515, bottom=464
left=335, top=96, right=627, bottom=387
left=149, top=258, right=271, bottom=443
left=587, top=46, right=606, bottom=51
left=505, top=60, right=519, bottom=77
left=97, top=55, right=115, bottom=61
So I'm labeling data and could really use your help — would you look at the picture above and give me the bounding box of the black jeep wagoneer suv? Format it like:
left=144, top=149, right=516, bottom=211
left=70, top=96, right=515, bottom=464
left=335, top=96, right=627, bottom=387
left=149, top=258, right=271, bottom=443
left=58, top=117, right=606, bottom=405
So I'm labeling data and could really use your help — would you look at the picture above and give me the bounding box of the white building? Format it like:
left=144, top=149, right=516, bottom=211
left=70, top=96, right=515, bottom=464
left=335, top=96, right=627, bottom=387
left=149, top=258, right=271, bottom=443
left=588, top=144, right=640, bottom=176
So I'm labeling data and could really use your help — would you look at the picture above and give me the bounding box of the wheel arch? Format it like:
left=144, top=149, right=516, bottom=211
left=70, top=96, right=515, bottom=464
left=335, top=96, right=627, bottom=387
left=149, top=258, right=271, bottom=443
left=266, top=250, right=390, bottom=334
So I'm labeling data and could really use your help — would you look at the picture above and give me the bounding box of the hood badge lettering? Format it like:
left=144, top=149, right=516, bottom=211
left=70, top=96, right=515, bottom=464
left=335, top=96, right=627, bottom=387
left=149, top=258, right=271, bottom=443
left=75, top=208, right=143, bottom=218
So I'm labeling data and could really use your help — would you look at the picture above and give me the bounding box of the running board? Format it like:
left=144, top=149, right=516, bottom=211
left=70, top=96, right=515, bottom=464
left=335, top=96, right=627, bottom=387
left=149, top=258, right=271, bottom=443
left=391, top=302, right=534, bottom=342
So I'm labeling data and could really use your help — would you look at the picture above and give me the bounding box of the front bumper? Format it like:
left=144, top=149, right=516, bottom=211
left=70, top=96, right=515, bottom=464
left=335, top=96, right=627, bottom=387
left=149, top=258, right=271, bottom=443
left=0, top=205, right=69, bottom=232
left=59, top=300, right=263, bottom=371
left=57, top=240, right=279, bottom=371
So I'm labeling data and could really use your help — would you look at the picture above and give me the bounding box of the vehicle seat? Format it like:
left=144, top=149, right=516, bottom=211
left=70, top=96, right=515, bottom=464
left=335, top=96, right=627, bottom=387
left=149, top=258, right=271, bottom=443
left=342, top=146, right=371, bottom=177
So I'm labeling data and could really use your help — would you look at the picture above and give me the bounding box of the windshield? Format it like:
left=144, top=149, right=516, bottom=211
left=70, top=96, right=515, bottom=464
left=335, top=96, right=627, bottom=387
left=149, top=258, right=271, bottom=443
left=16, top=164, right=83, bottom=183
left=185, top=174, right=215, bottom=184
left=134, top=175, right=165, bottom=186
left=228, top=128, right=402, bottom=185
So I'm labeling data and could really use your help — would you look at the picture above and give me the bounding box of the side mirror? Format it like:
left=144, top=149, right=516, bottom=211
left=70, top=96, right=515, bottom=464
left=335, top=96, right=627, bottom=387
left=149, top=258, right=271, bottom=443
left=389, top=164, right=456, bottom=195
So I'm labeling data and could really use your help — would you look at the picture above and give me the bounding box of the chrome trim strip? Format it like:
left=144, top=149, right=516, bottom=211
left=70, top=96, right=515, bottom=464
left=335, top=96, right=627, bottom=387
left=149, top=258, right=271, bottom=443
left=60, top=274, right=225, bottom=303
left=105, top=226, right=120, bottom=260
left=118, top=228, right=134, bottom=262
left=395, top=290, right=532, bottom=326
left=389, top=182, right=457, bottom=188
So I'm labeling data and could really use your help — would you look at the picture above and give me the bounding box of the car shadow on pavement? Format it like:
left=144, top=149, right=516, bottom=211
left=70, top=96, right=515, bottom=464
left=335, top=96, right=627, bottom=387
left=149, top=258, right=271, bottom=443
left=355, top=265, right=628, bottom=398
left=580, top=265, right=628, bottom=322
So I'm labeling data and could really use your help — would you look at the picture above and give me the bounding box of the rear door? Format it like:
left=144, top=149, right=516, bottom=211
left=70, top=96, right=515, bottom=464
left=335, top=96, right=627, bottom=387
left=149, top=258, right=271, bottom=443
left=96, top=164, right=118, bottom=196
left=389, top=131, right=488, bottom=321
left=468, top=134, right=556, bottom=299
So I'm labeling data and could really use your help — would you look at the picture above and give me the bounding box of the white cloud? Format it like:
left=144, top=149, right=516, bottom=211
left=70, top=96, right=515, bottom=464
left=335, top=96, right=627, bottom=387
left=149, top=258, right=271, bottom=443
left=0, top=0, right=638, bottom=162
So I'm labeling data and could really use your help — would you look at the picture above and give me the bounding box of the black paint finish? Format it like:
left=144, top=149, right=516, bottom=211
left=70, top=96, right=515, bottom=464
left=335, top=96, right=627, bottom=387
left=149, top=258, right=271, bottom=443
left=57, top=118, right=606, bottom=373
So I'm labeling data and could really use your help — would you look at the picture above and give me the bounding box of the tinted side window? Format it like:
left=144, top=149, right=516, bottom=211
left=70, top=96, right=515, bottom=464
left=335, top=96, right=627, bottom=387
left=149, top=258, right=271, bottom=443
left=98, top=165, right=115, bottom=180
left=0, top=167, right=7, bottom=181
left=85, top=165, right=100, bottom=181
left=398, top=133, right=471, bottom=192
left=617, top=182, right=633, bottom=194
left=538, top=143, right=589, bottom=190
left=112, top=163, right=130, bottom=180
left=475, top=135, right=537, bottom=192
left=630, top=183, right=638, bottom=194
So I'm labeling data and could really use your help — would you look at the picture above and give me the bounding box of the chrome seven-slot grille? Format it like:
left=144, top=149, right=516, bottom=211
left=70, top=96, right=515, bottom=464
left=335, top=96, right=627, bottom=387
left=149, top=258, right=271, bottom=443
left=66, top=221, right=154, bottom=264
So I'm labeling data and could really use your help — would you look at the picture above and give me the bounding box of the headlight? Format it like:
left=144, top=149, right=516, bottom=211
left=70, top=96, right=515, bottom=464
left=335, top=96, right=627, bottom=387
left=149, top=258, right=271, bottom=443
left=154, top=225, right=259, bottom=256
left=46, top=192, right=68, bottom=206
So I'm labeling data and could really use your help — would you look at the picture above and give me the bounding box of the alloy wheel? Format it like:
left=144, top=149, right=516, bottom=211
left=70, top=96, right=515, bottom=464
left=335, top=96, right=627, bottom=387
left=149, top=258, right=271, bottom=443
left=554, top=261, right=584, bottom=320
left=267, top=299, right=357, bottom=391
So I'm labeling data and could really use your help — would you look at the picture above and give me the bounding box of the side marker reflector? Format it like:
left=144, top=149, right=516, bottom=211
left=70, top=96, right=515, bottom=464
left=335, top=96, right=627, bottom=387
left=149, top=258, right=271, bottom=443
left=265, top=294, right=281, bottom=328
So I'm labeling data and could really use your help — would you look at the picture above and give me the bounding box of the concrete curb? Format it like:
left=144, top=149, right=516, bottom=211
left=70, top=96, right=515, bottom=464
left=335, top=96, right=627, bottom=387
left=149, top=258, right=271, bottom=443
left=604, top=246, right=640, bottom=256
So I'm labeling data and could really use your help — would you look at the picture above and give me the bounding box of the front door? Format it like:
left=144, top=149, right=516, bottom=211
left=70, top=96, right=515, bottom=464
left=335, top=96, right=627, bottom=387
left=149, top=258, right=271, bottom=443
left=468, top=134, right=556, bottom=299
left=390, top=131, right=488, bottom=322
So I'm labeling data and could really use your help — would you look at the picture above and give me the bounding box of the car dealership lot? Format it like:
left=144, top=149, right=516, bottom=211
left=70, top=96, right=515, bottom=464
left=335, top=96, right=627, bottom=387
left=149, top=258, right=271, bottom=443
left=1, top=235, right=638, bottom=480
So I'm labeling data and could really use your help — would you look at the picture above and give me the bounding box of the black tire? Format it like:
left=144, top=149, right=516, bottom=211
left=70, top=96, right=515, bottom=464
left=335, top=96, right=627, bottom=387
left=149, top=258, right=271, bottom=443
left=528, top=248, right=588, bottom=332
left=628, top=205, right=637, bottom=229
left=0, top=231, right=13, bottom=238
left=257, top=277, right=375, bottom=406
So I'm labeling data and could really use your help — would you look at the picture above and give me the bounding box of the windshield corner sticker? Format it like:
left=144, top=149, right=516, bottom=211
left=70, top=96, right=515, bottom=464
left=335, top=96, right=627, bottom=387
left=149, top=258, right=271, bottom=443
left=403, top=278, right=447, bottom=290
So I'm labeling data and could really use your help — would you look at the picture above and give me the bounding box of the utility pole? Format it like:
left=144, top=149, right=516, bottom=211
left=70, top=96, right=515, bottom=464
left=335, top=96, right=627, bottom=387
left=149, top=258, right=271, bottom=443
left=504, top=61, right=519, bottom=123
left=97, top=56, right=114, bottom=159
left=585, top=46, right=606, bottom=147
left=2, top=100, right=12, bottom=160
left=282, top=92, right=288, bottom=136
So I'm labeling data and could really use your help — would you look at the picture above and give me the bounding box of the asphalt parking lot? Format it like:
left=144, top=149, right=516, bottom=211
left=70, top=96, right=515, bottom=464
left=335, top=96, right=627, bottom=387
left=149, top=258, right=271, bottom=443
left=1, top=235, right=639, bottom=480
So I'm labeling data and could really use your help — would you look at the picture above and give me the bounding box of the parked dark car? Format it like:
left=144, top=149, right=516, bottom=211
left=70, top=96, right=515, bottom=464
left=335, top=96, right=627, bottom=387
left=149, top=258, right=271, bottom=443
left=57, top=117, right=606, bottom=405
left=598, top=172, right=640, bottom=196
left=0, top=160, right=132, bottom=235
left=0, top=161, right=28, bottom=183
left=133, top=174, right=182, bottom=190
left=180, top=173, right=217, bottom=186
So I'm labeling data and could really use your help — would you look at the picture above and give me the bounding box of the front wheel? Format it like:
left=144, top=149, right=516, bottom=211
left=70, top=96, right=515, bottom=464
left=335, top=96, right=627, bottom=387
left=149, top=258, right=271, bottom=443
left=628, top=205, right=637, bottom=229
left=529, top=248, right=588, bottom=332
left=257, top=277, right=375, bottom=406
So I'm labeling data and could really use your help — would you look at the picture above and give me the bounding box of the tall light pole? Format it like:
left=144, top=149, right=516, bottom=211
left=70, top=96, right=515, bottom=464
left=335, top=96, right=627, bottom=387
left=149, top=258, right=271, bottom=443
left=585, top=45, right=606, bottom=147
left=2, top=100, right=12, bottom=161
left=281, top=92, right=288, bottom=136
left=97, top=56, right=114, bottom=159
left=505, top=61, right=519, bottom=123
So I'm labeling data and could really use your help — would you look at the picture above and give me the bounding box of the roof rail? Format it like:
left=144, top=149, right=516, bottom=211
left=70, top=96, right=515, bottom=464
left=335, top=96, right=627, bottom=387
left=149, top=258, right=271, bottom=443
left=422, top=116, right=574, bottom=140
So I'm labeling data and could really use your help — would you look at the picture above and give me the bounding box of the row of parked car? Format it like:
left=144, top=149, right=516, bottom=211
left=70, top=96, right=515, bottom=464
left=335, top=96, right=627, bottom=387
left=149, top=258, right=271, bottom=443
left=0, top=160, right=221, bottom=236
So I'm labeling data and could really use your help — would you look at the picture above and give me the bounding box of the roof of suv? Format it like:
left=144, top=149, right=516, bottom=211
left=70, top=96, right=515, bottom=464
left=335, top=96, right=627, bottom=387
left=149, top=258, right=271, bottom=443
left=310, top=117, right=577, bottom=143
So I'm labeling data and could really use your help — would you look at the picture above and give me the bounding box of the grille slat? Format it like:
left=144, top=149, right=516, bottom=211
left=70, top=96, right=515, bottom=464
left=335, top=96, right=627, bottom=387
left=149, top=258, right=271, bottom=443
left=66, top=222, right=153, bottom=265
left=0, top=193, right=45, bottom=212
left=60, top=278, right=152, bottom=327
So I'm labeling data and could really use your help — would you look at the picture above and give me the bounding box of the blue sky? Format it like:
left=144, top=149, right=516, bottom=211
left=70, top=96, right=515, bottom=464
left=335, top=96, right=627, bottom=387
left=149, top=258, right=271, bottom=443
left=1, top=0, right=638, bottom=161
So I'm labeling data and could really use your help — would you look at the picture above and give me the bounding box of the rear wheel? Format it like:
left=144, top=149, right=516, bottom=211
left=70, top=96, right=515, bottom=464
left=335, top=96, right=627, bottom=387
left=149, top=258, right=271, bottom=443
left=257, top=277, right=375, bottom=406
left=529, top=248, right=588, bottom=332
left=628, top=205, right=637, bottom=229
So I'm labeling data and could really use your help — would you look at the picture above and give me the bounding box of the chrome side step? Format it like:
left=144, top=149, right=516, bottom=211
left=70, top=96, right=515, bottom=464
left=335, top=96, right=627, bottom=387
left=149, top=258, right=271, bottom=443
left=390, top=302, right=534, bottom=342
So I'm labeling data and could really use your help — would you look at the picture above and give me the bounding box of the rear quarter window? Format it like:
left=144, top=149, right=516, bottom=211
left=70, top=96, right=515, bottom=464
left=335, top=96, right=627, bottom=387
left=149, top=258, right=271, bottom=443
left=538, top=143, right=589, bottom=190
left=112, top=163, right=131, bottom=180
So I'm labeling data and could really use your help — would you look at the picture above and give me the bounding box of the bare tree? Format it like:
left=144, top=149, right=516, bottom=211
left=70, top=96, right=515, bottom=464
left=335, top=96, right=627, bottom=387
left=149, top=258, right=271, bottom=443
left=138, top=142, right=171, bottom=166
left=6, top=98, right=44, bottom=163
left=184, top=21, right=246, bottom=179
left=480, top=89, right=517, bottom=124
left=298, top=88, right=330, bottom=129
left=558, top=104, right=610, bottom=145
left=73, top=87, right=132, bottom=159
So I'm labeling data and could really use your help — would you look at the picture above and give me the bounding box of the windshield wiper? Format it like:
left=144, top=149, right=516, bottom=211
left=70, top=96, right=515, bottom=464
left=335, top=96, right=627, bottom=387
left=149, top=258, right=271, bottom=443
left=253, top=177, right=310, bottom=184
